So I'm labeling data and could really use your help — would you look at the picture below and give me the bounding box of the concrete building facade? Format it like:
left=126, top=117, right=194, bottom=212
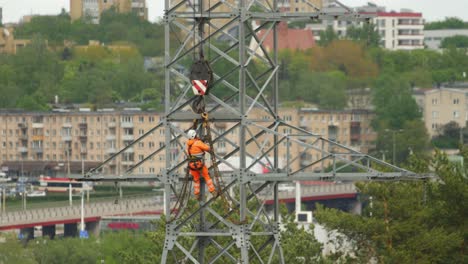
left=308, top=5, right=424, bottom=51
left=373, top=11, right=424, bottom=50
left=0, top=27, right=30, bottom=54
left=413, top=87, right=468, bottom=137
left=425, top=29, right=468, bottom=50
left=70, top=0, right=148, bottom=23
left=0, top=107, right=376, bottom=177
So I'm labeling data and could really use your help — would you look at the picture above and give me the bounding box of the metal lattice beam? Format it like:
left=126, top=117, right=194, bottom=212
left=72, top=1, right=430, bottom=263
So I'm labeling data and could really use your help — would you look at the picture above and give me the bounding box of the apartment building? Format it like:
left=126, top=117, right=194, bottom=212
left=310, top=5, right=424, bottom=51
left=0, top=27, right=30, bottom=54
left=373, top=11, right=424, bottom=50
left=413, top=87, right=468, bottom=138
left=70, top=0, right=148, bottom=24
left=0, top=109, right=162, bottom=177
left=425, top=29, right=468, bottom=50
left=0, top=107, right=375, bottom=177
left=278, top=0, right=323, bottom=12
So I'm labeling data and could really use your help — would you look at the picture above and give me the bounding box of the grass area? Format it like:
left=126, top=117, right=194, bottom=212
left=2, top=184, right=157, bottom=211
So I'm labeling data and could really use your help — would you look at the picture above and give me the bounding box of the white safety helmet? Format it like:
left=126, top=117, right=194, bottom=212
left=187, top=129, right=197, bottom=139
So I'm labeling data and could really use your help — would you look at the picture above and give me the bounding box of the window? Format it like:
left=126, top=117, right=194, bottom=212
left=139, top=116, right=144, bottom=122
left=432, top=98, right=438, bottom=105
left=217, top=141, right=226, bottom=148
left=454, top=111, right=460, bottom=118
left=121, top=116, right=133, bottom=123
left=432, top=111, right=439, bottom=119
left=139, top=129, right=144, bottom=135
left=453, top=98, right=460, bottom=104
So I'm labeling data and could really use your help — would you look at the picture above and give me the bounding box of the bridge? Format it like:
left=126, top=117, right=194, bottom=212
left=0, top=194, right=163, bottom=239
left=264, top=182, right=357, bottom=204
left=0, top=183, right=358, bottom=238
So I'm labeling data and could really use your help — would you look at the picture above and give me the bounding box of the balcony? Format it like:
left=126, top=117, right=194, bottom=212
left=124, top=147, right=134, bottom=153
left=122, top=134, right=134, bottom=141
left=106, top=135, right=116, bottom=141
left=122, top=160, right=135, bottom=166
left=32, top=123, right=44, bottom=129
left=18, top=147, right=28, bottom=153
left=62, top=123, right=72, bottom=128
left=107, top=148, right=117, bottom=154
left=18, top=123, right=27, bottom=129
left=32, top=147, right=43, bottom=153
left=299, top=120, right=308, bottom=129
left=32, top=135, right=44, bottom=141
left=131, top=2, right=145, bottom=8
left=62, top=135, right=72, bottom=142
left=80, top=148, right=87, bottom=154
left=79, top=123, right=87, bottom=129
left=108, top=122, right=116, bottom=128
left=19, top=134, right=28, bottom=141
left=79, top=135, right=88, bottom=141
left=121, top=122, right=134, bottom=128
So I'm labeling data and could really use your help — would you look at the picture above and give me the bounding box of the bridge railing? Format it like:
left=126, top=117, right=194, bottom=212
left=2, top=192, right=157, bottom=212
left=0, top=195, right=163, bottom=228
left=262, top=183, right=357, bottom=200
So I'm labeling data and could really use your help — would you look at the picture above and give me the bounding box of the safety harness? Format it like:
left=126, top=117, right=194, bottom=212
left=187, top=140, right=205, bottom=171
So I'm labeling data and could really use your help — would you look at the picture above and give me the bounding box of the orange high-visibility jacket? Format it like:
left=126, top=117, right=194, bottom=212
left=187, top=138, right=210, bottom=156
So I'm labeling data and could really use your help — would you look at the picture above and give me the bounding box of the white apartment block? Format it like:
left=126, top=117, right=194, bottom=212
left=413, top=87, right=468, bottom=138
left=374, top=11, right=424, bottom=50
left=308, top=5, right=424, bottom=51
left=425, top=29, right=468, bottom=50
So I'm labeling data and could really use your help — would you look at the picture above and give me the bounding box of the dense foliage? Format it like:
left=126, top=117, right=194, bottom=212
left=440, top=35, right=468, bottom=48
left=0, top=150, right=466, bottom=263
left=15, top=9, right=164, bottom=57
left=315, top=150, right=468, bottom=263
left=425, top=17, right=468, bottom=30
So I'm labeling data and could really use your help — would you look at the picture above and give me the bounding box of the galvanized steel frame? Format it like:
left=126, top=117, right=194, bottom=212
left=75, top=1, right=422, bottom=263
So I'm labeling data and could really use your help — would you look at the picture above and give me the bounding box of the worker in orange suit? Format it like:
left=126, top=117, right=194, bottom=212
left=187, top=129, right=216, bottom=197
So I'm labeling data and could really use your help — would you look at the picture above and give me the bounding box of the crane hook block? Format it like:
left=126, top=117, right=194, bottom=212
left=190, top=59, right=213, bottom=96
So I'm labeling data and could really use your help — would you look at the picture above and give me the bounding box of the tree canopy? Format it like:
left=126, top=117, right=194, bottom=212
left=425, top=17, right=468, bottom=30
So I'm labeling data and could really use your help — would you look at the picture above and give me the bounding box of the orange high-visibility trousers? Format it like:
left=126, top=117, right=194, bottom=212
left=189, top=162, right=215, bottom=195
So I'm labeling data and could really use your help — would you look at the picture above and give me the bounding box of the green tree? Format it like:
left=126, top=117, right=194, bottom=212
left=372, top=74, right=421, bottom=130
left=425, top=17, right=468, bottom=30
left=432, top=121, right=462, bottom=149
left=316, top=151, right=466, bottom=263
left=347, top=22, right=381, bottom=47
left=318, top=26, right=338, bottom=46
left=441, top=35, right=468, bottom=48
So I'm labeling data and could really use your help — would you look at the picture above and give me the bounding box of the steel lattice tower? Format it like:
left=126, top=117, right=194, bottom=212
left=76, top=1, right=425, bottom=263
left=157, top=1, right=422, bottom=263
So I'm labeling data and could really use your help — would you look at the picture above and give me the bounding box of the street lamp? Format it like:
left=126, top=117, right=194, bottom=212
left=385, top=129, right=404, bottom=164
left=79, top=189, right=89, bottom=239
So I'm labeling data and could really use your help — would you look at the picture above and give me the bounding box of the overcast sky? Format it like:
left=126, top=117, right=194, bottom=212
left=0, top=0, right=467, bottom=24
